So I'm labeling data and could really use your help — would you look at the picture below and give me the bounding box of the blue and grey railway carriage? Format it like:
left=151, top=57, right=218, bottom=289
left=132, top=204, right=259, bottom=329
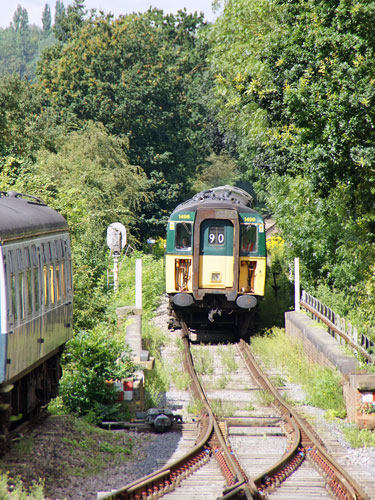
left=0, top=191, right=73, bottom=439
left=166, top=186, right=266, bottom=337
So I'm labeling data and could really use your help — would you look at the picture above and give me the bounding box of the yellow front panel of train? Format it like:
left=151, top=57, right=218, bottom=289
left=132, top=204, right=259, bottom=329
left=239, top=257, right=266, bottom=296
left=199, top=255, right=234, bottom=289
left=165, top=255, right=192, bottom=293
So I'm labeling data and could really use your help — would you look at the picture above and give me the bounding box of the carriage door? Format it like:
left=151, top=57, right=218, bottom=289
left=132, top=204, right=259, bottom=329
left=199, top=220, right=234, bottom=289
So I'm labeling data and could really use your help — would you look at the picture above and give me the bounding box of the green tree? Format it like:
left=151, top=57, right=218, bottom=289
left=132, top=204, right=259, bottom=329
left=12, top=5, right=33, bottom=77
left=208, top=0, right=375, bottom=304
left=38, top=8, right=211, bottom=236
left=191, top=152, right=240, bottom=193
left=54, top=0, right=66, bottom=41
left=42, top=4, right=52, bottom=35
left=53, top=0, right=87, bottom=41
left=0, top=122, right=148, bottom=328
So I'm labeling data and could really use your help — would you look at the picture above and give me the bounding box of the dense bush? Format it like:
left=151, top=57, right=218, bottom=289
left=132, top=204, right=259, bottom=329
left=59, top=326, right=135, bottom=421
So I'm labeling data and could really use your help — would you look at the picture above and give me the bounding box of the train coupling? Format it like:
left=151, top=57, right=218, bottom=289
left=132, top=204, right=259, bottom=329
left=102, top=408, right=183, bottom=433
left=142, top=408, right=183, bottom=433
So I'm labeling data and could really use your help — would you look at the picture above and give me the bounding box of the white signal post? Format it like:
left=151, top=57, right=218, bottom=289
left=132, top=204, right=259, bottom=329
left=136, top=258, right=142, bottom=310
left=295, top=257, right=300, bottom=311
left=107, top=223, right=127, bottom=292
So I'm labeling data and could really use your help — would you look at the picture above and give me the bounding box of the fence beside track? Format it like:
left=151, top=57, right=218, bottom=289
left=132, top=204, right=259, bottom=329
left=300, top=291, right=375, bottom=363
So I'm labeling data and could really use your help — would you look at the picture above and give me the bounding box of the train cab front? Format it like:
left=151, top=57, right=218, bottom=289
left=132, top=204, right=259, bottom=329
left=165, top=205, right=266, bottom=334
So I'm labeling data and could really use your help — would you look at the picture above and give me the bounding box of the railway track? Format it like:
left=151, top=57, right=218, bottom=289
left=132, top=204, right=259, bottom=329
left=98, top=322, right=371, bottom=500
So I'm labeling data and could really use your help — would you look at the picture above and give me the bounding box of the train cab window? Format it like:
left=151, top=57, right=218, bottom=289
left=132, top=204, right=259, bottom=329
left=240, top=224, right=257, bottom=254
left=208, top=226, right=225, bottom=246
left=175, top=222, right=192, bottom=250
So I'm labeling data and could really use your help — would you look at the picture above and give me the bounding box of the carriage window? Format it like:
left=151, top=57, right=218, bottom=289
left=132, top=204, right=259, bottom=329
left=42, top=244, right=47, bottom=264
left=16, top=248, right=24, bottom=270
left=61, top=261, right=66, bottom=299
left=208, top=226, right=225, bottom=246
left=31, top=245, right=38, bottom=267
left=26, top=269, right=32, bottom=316
left=19, top=273, right=25, bottom=320
left=50, top=265, right=55, bottom=304
left=47, top=242, right=52, bottom=261
left=67, top=259, right=72, bottom=293
left=7, top=251, right=14, bottom=273
left=64, top=239, right=71, bottom=258
left=240, top=224, right=257, bottom=254
left=55, top=264, right=61, bottom=302
left=11, top=274, right=17, bottom=322
left=34, top=267, right=40, bottom=312
left=24, top=247, right=31, bottom=269
left=175, top=222, right=192, bottom=250
left=54, top=240, right=61, bottom=260
left=44, top=265, right=50, bottom=305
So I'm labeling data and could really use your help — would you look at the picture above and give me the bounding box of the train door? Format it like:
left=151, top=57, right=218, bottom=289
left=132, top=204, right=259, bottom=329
left=199, top=220, right=234, bottom=289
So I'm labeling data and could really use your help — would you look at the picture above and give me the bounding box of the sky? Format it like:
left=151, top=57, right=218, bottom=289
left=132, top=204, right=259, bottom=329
left=0, top=0, right=219, bottom=28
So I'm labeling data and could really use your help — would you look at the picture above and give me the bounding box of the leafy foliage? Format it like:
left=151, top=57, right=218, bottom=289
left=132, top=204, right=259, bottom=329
left=0, top=121, right=148, bottom=329
left=0, top=473, right=44, bottom=499
left=208, top=0, right=375, bottom=323
left=60, top=326, right=135, bottom=418
left=37, top=8, right=212, bottom=234
left=0, top=9, right=56, bottom=80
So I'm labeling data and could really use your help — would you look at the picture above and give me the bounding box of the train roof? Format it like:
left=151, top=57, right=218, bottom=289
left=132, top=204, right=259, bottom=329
left=171, top=185, right=257, bottom=215
left=0, top=191, right=69, bottom=243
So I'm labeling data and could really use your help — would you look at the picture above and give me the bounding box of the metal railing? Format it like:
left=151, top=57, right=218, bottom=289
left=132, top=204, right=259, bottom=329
left=300, top=291, right=375, bottom=363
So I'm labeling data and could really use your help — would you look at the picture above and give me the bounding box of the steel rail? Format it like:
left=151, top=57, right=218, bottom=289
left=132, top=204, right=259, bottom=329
left=237, top=339, right=370, bottom=500
left=98, top=323, right=258, bottom=500
left=180, top=322, right=258, bottom=500
left=98, top=412, right=213, bottom=499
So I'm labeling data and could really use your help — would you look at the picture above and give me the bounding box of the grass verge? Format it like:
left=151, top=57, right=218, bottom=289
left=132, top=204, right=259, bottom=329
left=250, top=327, right=346, bottom=417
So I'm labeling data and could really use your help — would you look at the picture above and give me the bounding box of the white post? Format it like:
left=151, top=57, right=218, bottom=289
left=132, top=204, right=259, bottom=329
left=294, top=257, right=300, bottom=311
left=135, top=258, right=142, bottom=310
left=113, top=254, right=119, bottom=292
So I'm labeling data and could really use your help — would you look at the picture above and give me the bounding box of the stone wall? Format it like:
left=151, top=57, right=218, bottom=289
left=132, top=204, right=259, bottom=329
left=285, top=311, right=375, bottom=427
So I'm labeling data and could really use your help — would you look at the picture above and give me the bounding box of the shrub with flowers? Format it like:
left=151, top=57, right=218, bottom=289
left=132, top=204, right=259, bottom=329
left=266, top=235, right=285, bottom=274
left=357, top=402, right=375, bottom=415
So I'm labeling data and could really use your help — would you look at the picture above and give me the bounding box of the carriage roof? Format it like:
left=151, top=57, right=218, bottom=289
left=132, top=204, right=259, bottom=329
left=0, top=192, right=68, bottom=243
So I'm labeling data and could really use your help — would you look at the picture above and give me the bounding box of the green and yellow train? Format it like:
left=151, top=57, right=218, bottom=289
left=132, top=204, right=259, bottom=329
left=165, top=185, right=266, bottom=337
